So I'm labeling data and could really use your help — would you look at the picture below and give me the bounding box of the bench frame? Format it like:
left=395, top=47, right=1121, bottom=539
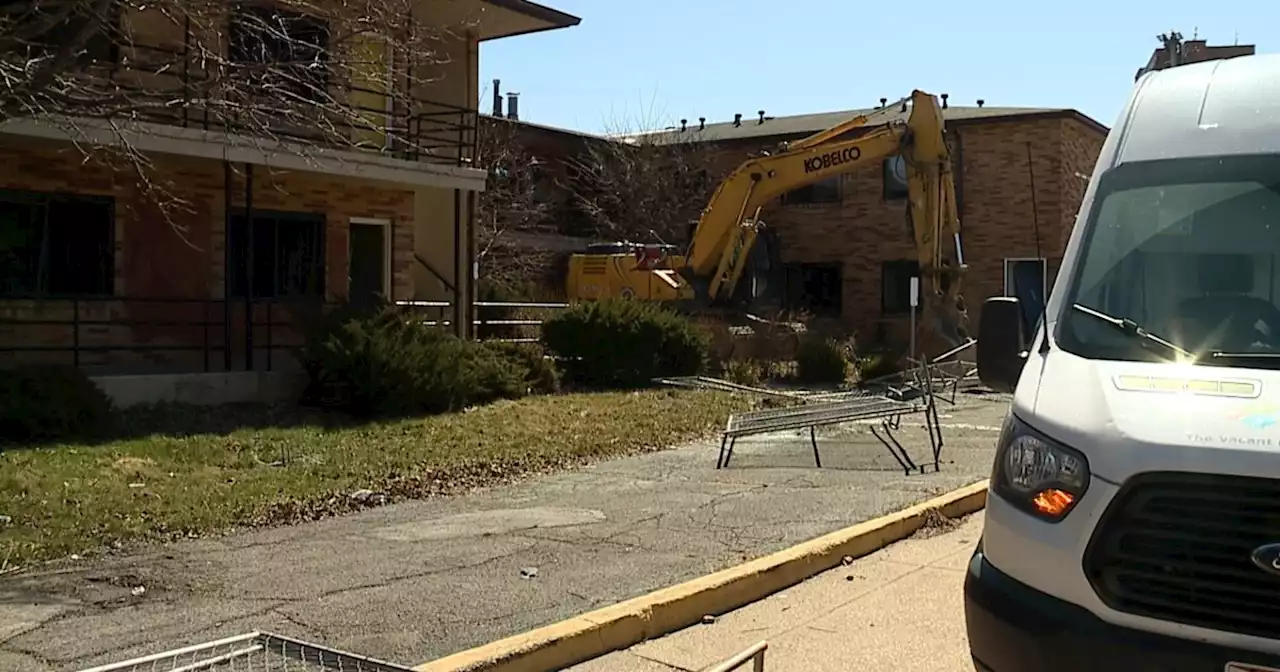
left=716, top=359, right=945, bottom=474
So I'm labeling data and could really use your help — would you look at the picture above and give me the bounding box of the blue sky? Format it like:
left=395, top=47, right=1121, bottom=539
left=479, top=0, right=1272, bottom=134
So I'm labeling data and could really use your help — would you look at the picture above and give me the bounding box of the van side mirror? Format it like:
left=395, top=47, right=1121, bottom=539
left=977, top=297, right=1027, bottom=393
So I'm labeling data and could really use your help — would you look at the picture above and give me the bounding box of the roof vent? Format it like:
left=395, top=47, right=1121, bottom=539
left=680, top=118, right=687, bottom=132
left=977, top=99, right=985, bottom=108
left=757, top=110, right=766, bottom=125
left=699, top=117, right=706, bottom=131
left=734, top=113, right=742, bottom=127
left=941, top=93, right=949, bottom=109
left=879, top=97, right=887, bottom=108
left=900, top=99, right=908, bottom=112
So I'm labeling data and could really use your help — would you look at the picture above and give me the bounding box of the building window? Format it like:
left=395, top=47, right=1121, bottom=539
left=784, top=262, right=842, bottom=315
left=883, top=155, right=909, bottom=200
left=229, top=4, right=330, bottom=102
left=0, top=191, right=114, bottom=297
left=782, top=176, right=841, bottom=205
left=1005, top=257, right=1047, bottom=334
left=1, top=1, right=121, bottom=66
left=228, top=210, right=326, bottom=299
left=881, top=259, right=919, bottom=315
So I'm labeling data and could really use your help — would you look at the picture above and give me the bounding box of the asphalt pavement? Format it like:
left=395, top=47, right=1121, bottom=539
left=0, top=391, right=1007, bottom=672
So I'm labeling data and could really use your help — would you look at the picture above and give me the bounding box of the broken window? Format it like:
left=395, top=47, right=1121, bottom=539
left=784, top=262, right=842, bottom=315
left=881, top=259, right=919, bottom=315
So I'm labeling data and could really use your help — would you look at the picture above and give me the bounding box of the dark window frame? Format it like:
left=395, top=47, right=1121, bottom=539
left=880, top=259, right=920, bottom=315
left=0, top=0, right=123, bottom=67
left=228, top=3, right=331, bottom=103
left=784, top=261, right=842, bottom=316
left=227, top=209, right=327, bottom=300
left=883, top=156, right=909, bottom=201
left=0, top=189, right=115, bottom=298
left=782, top=176, right=842, bottom=205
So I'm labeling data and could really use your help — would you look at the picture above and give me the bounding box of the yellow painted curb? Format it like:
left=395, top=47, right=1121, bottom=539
left=414, top=479, right=990, bottom=672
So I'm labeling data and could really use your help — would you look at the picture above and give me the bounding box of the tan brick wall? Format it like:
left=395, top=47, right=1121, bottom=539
left=708, top=116, right=1106, bottom=352
left=0, top=142, right=416, bottom=372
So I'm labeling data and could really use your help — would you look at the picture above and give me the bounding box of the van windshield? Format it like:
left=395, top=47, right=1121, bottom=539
left=1059, top=155, right=1280, bottom=368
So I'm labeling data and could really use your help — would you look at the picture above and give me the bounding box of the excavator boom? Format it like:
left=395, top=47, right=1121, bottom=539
left=563, top=89, right=971, bottom=352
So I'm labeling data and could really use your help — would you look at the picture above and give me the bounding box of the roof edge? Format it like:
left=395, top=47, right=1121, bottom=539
left=480, top=0, right=581, bottom=41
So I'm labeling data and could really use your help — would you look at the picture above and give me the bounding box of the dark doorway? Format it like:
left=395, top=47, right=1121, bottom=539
left=349, top=221, right=387, bottom=306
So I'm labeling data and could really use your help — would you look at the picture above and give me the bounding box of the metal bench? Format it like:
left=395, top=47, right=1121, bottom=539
left=717, top=361, right=945, bottom=474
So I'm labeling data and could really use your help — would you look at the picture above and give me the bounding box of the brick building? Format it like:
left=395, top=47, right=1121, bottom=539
left=635, top=96, right=1108, bottom=352
left=1136, top=33, right=1255, bottom=80
left=0, top=0, right=580, bottom=383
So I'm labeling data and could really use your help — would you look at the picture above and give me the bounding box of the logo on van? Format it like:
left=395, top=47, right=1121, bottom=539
left=1234, top=403, right=1280, bottom=430
left=1250, top=543, right=1280, bottom=577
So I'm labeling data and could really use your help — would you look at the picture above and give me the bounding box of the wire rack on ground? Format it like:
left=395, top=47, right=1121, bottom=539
left=76, top=632, right=415, bottom=672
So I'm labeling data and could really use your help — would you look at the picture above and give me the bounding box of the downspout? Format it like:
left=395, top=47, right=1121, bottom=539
left=467, top=189, right=478, bottom=340
left=452, top=188, right=464, bottom=338
left=243, top=162, right=255, bottom=370
left=223, top=161, right=233, bottom=371
left=951, top=127, right=965, bottom=229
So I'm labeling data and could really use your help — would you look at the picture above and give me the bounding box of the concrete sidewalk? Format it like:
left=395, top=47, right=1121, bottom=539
left=570, top=514, right=982, bottom=672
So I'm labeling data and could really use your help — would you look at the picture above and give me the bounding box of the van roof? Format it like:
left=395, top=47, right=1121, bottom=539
left=1117, top=53, right=1280, bottom=166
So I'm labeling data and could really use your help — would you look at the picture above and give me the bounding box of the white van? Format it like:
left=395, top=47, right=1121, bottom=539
left=966, top=53, right=1280, bottom=671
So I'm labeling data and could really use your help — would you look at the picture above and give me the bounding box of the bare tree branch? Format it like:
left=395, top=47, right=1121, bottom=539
left=0, top=0, right=473, bottom=240
left=560, top=116, right=721, bottom=247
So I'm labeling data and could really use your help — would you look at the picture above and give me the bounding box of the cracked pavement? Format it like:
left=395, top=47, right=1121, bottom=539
left=0, top=392, right=1009, bottom=671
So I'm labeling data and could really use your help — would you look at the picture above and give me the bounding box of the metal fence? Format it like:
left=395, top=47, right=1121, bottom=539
left=75, top=631, right=415, bottom=672
left=0, top=296, right=568, bottom=375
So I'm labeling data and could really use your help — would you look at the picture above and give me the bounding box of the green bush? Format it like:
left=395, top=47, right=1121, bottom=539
left=541, top=299, right=710, bottom=388
left=0, top=364, right=114, bottom=444
left=795, top=336, right=852, bottom=385
left=723, top=358, right=764, bottom=387
left=855, top=351, right=901, bottom=382
left=479, top=341, right=561, bottom=395
left=298, top=303, right=552, bottom=418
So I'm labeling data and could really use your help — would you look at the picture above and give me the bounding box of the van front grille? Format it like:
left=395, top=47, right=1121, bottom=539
left=1083, top=472, right=1280, bottom=640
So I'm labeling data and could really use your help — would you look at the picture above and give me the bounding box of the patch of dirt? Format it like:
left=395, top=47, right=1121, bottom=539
left=909, top=508, right=963, bottom=540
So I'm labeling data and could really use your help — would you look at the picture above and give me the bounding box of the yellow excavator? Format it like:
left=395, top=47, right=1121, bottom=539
left=564, top=89, right=970, bottom=349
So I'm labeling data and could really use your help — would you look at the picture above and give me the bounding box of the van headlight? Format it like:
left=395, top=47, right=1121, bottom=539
left=992, top=414, right=1090, bottom=522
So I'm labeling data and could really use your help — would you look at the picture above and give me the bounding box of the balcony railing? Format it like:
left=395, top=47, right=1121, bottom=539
left=55, top=41, right=477, bottom=167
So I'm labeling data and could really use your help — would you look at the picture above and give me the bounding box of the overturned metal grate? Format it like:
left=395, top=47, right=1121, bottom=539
left=77, top=632, right=415, bottom=672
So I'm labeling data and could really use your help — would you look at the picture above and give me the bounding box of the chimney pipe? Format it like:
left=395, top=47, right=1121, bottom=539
left=941, top=93, right=949, bottom=109
left=879, top=97, right=887, bottom=108
left=699, top=117, right=706, bottom=131
left=680, top=118, right=687, bottom=132
left=734, top=113, right=742, bottom=127
left=976, top=98, right=984, bottom=108
left=492, top=79, right=502, bottom=117
left=757, top=110, right=765, bottom=124
left=507, top=92, right=520, bottom=120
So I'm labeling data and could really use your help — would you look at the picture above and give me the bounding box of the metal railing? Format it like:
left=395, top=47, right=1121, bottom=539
left=704, top=641, right=768, bottom=672
left=0, top=295, right=304, bottom=374
left=0, top=296, right=567, bottom=375
left=396, top=300, right=569, bottom=343
left=63, top=41, right=477, bottom=166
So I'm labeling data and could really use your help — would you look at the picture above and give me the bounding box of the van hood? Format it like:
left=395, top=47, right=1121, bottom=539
left=1019, top=349, right=1280, bottom=482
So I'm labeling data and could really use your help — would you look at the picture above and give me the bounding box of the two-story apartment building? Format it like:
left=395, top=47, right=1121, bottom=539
left=633, top=96, right=1108, bottom=353
left=0, top=0, right=580, bottom=391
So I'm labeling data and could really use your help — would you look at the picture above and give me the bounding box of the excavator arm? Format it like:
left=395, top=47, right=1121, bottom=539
left=681, top=89, right=969, bottom=349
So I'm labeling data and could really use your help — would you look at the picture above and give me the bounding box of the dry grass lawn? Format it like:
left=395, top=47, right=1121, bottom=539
left=0, top=389, right=747, bottom=569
